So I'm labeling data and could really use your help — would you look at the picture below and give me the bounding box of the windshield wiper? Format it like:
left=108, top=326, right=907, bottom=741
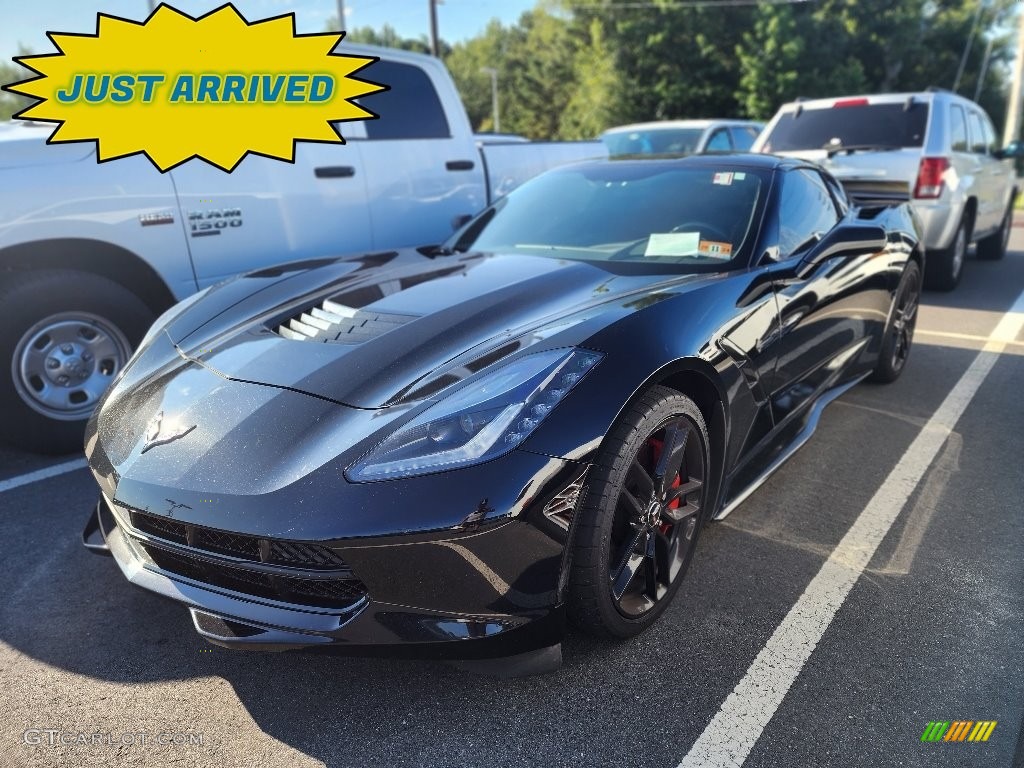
left=823, top=143, right=902, bottom=158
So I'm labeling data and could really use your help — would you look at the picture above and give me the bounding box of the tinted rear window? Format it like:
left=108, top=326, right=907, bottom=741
left=763, top=102, right=929, bottom=152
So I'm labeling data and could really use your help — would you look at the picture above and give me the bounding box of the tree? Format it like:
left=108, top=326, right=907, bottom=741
left=560, top=18, right=626, bottom=138
left=1, top=48, right=34, bottom=121
left=736, top=3, right=803, bottom=120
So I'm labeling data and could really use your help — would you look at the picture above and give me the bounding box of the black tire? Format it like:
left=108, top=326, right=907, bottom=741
left=924, top=214, right=969, bottom=292
left=976, top=200, right=1013, bottom=261
left=0, top=269, right=155, bottom=455
left=871, top=261, right=921, bottom=384
left=567, top=386, right=709, bottom=638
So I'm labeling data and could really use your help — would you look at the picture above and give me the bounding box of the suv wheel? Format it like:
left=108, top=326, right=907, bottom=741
left=925, top=216, right=968, bottom=291
left=0, top=270, right=154, bottom=454
left=976, top=201, right=1013, bottom=261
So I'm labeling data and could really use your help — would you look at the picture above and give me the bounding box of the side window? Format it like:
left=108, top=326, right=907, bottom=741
left=982, top=114, right=998, bottom=154
left=968, top=111, right=987, bottom=154
left=362, top=61, right=451, bottom=140
left=704, top=129, right=733, bottom=152
left=777, top=169, right=840, bottom=259
left=730, top=126, right=758, bottom=151
left=950, top=105, right=968, bottom=152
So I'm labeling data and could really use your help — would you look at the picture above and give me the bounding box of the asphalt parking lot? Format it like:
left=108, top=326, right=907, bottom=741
left=1, top=235, right=1022, bottom=768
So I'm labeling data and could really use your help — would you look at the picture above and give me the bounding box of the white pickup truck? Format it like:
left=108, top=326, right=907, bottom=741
left=0, top=45, right=606, bottom=453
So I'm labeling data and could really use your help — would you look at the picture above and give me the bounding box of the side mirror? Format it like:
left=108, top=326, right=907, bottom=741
left=995, top=141, right=1024, bottom=159
left=798, top=223, right=886, bottom=277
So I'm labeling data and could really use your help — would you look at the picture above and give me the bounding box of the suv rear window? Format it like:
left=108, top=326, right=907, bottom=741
left=763, top=102, right=929, bottom=152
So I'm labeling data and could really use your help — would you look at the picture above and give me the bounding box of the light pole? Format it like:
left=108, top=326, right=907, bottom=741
left=336, top=0, right=346, bottom=29
left=429, top=0, right=441, bottom=57
left=481, top=67, right=499, bottom=133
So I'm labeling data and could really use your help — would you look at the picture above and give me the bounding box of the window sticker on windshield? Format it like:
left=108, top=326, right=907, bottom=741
left=698, top=240, right=732, bottom=258
left=713, top=172, right=733, bottom=185
left=734, top=172, right=746, bottom=181
left=645, top=232, right=700, bottom=257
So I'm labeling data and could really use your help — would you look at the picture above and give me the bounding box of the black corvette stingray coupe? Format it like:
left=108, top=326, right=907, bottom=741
left=83, top=154, right=921, bottom=672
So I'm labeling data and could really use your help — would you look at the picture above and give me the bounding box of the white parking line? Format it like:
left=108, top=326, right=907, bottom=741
left=679, top=286, right=1024, bottom=768
left=0, top=458, right=88, bottom=494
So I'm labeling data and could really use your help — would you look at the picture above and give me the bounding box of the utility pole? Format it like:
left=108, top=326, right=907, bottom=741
left=974, top=36, right=994, bottom=103
left=147, top=0, right=155, bottom=11
left=1005, top=7, right=1024, bottom=145
left=481, top=67, right=499, bottom=133
left=429, top=0, right=440, bottom=57
left=953, top=0, right=984, bottom=93
left=336, top=0, right=346, bottom=30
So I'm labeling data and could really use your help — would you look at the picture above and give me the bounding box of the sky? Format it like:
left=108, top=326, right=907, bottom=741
left=0, top=0, right=538, bottom=61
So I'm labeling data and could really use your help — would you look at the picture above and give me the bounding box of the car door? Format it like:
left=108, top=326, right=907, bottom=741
left=966, top=108, right=999, bottom=233
left=764, top=168, right=892, bottom=422
left=981, top=112, right=1012, bottom=221
left=351, top=59, right=486, bottom=250
left=171, top=129, right=374, bottom=288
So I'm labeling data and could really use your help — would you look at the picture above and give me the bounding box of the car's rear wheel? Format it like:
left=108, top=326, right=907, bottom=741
left=925, top=215, right=967, bottom=291
left=871, top=261, right=921, bottom=384
left=0, top=270, right=154, bottom=454
left=567, top=386, right=708, bottom=638
left=976, top=200, right=1013, bottom=261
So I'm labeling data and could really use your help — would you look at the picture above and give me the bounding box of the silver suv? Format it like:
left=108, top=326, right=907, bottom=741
left=753, top=91, right=1021, bottom=290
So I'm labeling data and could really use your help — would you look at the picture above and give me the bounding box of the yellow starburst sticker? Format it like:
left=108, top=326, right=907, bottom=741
left=3, top=3, right=386, bottom=172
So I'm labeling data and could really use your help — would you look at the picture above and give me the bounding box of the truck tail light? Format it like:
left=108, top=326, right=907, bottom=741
left=914, top=157, right=949, bottom=199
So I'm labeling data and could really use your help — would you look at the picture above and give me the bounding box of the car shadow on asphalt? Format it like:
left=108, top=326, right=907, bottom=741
left=1, top=500, right=797, bottom=767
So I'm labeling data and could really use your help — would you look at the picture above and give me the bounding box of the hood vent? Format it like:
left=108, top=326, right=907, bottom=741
left=274, top=298, right=418, bottom=344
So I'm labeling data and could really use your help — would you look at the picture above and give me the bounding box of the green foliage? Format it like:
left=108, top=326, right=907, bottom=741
left=339, top=2, right=1014, bottom=140
left=559, top=19, right=626, bottom=139
left=1, top=48, right=33, bottom=121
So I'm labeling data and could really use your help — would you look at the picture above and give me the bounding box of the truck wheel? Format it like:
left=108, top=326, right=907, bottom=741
left=976, top=201, right=1012, bottom=261
left=1, top=270, right=154, bottom=454
left=924, top=216, right=967, bottom=292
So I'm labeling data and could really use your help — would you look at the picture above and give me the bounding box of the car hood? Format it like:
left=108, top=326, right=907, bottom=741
left=0, top=122, right=94, bottom=169
left=162, top=249, right=713, bottom=409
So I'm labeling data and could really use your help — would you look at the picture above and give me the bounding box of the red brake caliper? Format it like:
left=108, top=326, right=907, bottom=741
left=647, top=437, right=681, bottom=535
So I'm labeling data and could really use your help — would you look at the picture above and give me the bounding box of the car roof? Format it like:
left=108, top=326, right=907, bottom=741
left=773, top=91, right=982, bottom=113
left=568, top=152, right=798, bottom=172
left=602, top=119, right=762, bottom=135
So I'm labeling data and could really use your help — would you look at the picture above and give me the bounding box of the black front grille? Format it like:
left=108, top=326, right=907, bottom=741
left=135, top=514, right=188, bottom=544
left=130, top=510, right=348, bottom=570
left=143, top=545, right=367, bottom=610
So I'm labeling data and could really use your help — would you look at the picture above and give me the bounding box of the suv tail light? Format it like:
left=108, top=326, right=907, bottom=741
left=914, top=157, right=949, bottom=199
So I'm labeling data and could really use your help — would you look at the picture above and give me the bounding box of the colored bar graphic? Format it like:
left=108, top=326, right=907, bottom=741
left=922, top=721, right=996, bottom=743
left=921, top=722, right=949, bottom=742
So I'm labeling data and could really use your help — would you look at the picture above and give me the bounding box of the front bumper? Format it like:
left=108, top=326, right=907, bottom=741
left=83, top=455, right=586, bottom=661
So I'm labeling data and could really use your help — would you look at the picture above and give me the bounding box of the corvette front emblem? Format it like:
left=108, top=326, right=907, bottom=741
left=141, top=410, right=196, bottom=454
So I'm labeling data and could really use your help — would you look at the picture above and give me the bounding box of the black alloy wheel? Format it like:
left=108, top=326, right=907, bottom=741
left=568, top=387, right=709, bottom=638
left=871, top=261, right=921, bottom=384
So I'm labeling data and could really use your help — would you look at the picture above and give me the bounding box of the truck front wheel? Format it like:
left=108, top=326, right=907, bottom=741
left=1, top=270, right=154, bottom=454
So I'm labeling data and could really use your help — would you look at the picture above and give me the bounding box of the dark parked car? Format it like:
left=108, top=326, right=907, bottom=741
left=83, top=154, right=922, bottom=672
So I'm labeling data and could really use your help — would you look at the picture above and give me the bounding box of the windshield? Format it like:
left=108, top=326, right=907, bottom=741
left=602, top=128, right=705, bottom=156
left=763, top=101, right=929, bottom=152
left=450, top=163, right=766, bottom=269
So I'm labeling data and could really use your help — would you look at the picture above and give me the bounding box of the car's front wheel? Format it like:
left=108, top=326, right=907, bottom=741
left=976, top=200, right=1013, bottom=261
left=567, top=386, right=709, bottom=638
